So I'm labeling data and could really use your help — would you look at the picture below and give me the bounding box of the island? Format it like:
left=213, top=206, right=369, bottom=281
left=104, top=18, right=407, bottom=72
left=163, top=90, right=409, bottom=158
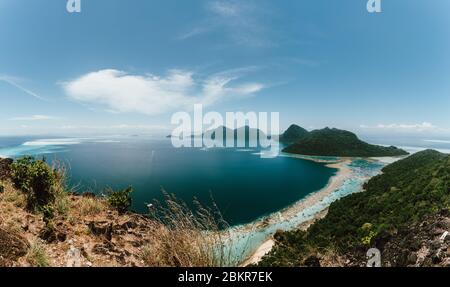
left=282, top=126, right=409, bottom=157
left=168, top=125, right=267, bottom=147
left=279, top=124, right=309, bottom=143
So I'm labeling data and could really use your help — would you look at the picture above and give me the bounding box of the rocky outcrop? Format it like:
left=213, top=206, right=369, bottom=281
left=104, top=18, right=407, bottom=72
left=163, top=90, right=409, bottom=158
left=0, top=182, right=159, bottom=267
left=378, top=210, right=450, bottom=267
left=272, top=209, right=450, bottom=268
left=318, top=210, right=450, bottom=267
left=88, top=221, right=113, bottom=241
left=39, top=222, right=68, bottom=243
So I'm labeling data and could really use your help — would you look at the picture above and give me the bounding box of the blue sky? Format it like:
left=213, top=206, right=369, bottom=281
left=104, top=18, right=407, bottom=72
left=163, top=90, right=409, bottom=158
left=0, top=0, right=449, bottom=138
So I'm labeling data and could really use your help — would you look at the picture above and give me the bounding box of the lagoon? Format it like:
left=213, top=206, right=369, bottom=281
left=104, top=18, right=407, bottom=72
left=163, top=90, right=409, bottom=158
left=0, top=136, right=336, bottom=225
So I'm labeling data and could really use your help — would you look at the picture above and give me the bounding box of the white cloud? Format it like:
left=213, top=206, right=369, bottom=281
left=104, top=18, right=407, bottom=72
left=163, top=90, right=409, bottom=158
left=0, top=75, right=46, bottom=101
left=209, top=1, right=241, bottom=17
left=360, top=122, right=439, bottom=132
left=63, top=69, right=264, bottom=115
left=9, top=115, right=58, bottom=121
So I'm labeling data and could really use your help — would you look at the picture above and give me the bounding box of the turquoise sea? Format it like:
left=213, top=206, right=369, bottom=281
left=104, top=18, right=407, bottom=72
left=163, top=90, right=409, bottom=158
left=2, top=135, right=449, bottom=229
left=5, top=135, right=448, bottom=261
left=0, top=136, right=338, bottom=226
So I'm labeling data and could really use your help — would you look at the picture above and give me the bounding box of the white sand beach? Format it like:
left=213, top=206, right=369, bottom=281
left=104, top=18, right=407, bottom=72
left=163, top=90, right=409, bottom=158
left=241, top=158, right=353, bottom=265
left=241, top=207, right=330, bottom=266
left=245, top=158, right=351, bottom=230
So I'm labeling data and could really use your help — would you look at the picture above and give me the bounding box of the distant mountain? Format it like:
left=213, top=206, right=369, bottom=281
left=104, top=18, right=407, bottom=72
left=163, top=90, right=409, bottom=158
left=279, top=124, right=309, bottom=143
left=283, top=127, right=408, bottom=157
left=259, top=150, right=450, bottom=267
left=168, top=126, right=268, bottom=147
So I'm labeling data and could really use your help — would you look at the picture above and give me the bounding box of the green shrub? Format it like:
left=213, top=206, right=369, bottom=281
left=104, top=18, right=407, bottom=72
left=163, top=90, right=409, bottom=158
left=40, top=204, right=55, bottom=223
left=106, top=186, right=133, bottom=214
left=27, top=241, right=50, bottom=267
left=0, top=181, right=5, bottom=193
left=11, top=156, right=56, bottom=209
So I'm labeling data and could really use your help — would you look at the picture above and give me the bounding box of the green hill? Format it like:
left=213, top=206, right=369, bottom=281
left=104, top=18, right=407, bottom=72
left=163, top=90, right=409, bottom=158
left=283, top=127, right=408, bottom=157
left=279, top=124, right=309, bottom=143
left=259, top=150, right=450, bottom=266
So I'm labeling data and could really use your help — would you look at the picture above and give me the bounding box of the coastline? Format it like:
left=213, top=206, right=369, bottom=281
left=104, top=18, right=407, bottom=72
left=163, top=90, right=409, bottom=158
left=249, top=158, right=351, bottom=230
left=241, top=207, right=331, bottom=266
left=277, top=159, right=351, bottom=220
left=240, top=153, right=409, bottom=265
left=240, top=157, right=353, bottom=265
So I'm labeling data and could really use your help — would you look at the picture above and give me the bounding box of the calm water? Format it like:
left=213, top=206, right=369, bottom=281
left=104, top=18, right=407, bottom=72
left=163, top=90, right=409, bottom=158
left=0, top=136, right=336, bottom=225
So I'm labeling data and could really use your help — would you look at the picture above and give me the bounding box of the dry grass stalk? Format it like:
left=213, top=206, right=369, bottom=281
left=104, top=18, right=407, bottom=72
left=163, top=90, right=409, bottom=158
left=143, top=191, right=240, bottom=267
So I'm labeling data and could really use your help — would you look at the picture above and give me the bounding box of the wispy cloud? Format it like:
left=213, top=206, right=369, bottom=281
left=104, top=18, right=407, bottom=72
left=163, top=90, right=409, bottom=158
left=0, top=75, right=46, bottom=101
left=423, top=139, right=450, bottom=144
left=209, top=0, right=241, bottom=17
left=179, top=0, right=272, bottom=47
left=63, top=68, right=264, bottom=115
left=9, top=115, right=59, bottom=121
left=360, top=122, right=439, bottom=132
left=178, top=27, right=212, bottom=40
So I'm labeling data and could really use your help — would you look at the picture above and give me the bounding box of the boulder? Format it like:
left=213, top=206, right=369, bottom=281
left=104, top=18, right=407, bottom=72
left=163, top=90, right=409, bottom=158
left=119, top=218, right=138, bottom=230
left=88, top=221, right=113, bottom=241
left=66, top=246, right=82, bottom=267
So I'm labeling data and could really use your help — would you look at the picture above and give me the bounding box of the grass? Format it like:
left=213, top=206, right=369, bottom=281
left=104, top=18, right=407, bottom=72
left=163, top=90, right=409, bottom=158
left=0, top=182, right=27, bottom=208
left=142, top=191, right=241, bottom=267
left=26, top=241, right=50, bottom=267
left=78, top=197, right=107, bottom=216
left=54, top=192, right=70, bottom=217
left=51, top=160, right=72, bottom=218
left=4, top=217, right=23, bottom=234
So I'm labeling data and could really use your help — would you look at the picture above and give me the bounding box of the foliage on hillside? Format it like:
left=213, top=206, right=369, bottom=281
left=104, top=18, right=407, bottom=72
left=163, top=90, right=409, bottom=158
left=106, top=186, right=133, bottom=214
left=279, top=124, right=309, bottom=143
left=283, top=127, right=408, bottom=157
left=259, top=150, right=450, bottom=266
left=10, top=156, right=59, bottom=211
